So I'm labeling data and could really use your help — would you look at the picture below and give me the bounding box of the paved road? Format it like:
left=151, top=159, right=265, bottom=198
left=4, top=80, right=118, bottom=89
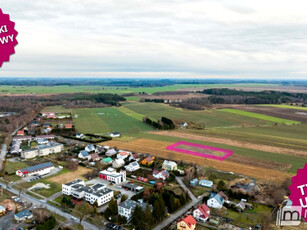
left=0, top=144, right=7, bottom=171
left=0, top=181, right=102, bottom=230
left=153, top=177, right=202, bottom=230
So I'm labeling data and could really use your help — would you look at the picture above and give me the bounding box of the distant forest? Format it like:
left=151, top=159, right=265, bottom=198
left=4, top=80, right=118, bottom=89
left=1, top=78, right=307, bottom=87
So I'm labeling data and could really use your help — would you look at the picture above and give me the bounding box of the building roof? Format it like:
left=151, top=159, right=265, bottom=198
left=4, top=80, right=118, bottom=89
left=145, top=156, right=154, bottom=162
left=14, top=209, right=32, bottom=219
left=85, top=144, right=96, bottom=152
left=90, top=153, right=100, bottom=160
left=179, top=215, right=196, bottom=228
left=199, top=179, right=213, bottom=187
left=119, top=199, right=149, bottom=211
left=19, top=162, right=54, bottom=174
left=163, top=160, right=177, bottom=167
left=119, top=151, right=129, bottom=156
left=80, top=150, right=89, bottom=157
left=210, top=193, right=224, bottom=205
left=196, top=204, right=210, bottom=218
left=102, top=157, right=113, bottom=163
left=65, top=179, right=84, bottom=186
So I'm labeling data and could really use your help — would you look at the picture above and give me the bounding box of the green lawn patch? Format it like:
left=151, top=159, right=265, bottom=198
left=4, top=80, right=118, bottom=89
left=258, top=104, right=307, bottom=111
left=219, top=108, right=301, bottom=125
left=4, top=161, right=30, bottom=174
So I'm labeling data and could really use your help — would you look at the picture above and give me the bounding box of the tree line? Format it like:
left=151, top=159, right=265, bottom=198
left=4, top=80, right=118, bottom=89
left=143, top=116, right=175, bottom=130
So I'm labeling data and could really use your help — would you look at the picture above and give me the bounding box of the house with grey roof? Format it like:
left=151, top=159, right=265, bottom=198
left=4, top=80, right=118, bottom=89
left=78, top=150, right=90, bottom=160
left=118, top=199, right=152, bottom=221
left=14, top=209, right=33, bottom=221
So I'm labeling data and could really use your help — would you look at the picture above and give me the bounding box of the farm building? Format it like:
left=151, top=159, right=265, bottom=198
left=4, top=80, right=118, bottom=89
left=99, top=167, right=126, bottom=184
left=177, top=215, right=197, bottom=230
left=193, top=203, right=210, bottom=222
left=14, top=209, right=33, bottom=221
left=199, top=179, right=213, bottom=188
left=162, top=160, right=177, bottom=171
left=16, top=162, right=55, bottom=177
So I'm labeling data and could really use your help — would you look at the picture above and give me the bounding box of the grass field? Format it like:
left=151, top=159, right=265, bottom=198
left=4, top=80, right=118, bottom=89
left=258, top=104, right=307, bottom=111
left=4, top=161, right=30, bottom=174
left=72, top=107, right=154, bottom=135
left=124, top=103, right=274, bottom=128
left=41, top=105, right=71, bottom=113
left=0, top=83, right=280, bottom=95
left=219, top=108, right=301, bottom=125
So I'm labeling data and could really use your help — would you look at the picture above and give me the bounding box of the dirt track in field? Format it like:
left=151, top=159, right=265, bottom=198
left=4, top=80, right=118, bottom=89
left=104, top=138, right=291, bottom=182
left=48, top=166, right=93, bottom=184
left=150, top=131, right=307, bottom=158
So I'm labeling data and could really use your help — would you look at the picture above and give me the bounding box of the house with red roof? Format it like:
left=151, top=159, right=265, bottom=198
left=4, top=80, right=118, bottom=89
left=177, top=215, right=197, bottom=230
left=117, top=151, right=130, bottom=160
left=17, top=130, right=24, bottom=136
left=65, top=124, right=73, bottom=129
left=193, top=203, right=210, bottom=222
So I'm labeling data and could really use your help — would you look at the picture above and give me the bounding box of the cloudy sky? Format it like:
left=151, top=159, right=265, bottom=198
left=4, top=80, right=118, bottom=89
left=1, top=0, right=307, bottom=79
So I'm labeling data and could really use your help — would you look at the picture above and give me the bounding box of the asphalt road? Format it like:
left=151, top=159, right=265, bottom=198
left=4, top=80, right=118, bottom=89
left=0, top=181, right=101, bottom=230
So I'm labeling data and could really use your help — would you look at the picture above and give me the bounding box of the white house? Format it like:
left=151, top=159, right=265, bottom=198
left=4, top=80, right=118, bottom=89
left=16, top=162, right=54, bottom=177
left=118, top=199, right=151, bottom=221
left=193, top=204, right=210, bottom=222
left=78, top=150, right=91, bottom=160
left=62, top=179, right=85, bottom=196
left=106, top=148, right=117, bottom=157
left=162, top=160, right=177, bottom=171
left=180, top=122, right=188, bottom=128
left=11, top=140, right=21, bottom=154
left=76, top=133, right=85, bottom=139
left=207, top=193, right=224, bottom=209
left=99, top=167, right=126, bottom=184
left=85, top=144, right=96, bottom=152
left=116, top=151, right=130, bottom=159
left=153, top=170, right=170, bottom=180
left=125, top=161, right=140, bottom=172
left=109, top=132, right=121, bottom=138
left=199, top=180, right=213, bottom=188
left=112, top=158, right=125, bottom=168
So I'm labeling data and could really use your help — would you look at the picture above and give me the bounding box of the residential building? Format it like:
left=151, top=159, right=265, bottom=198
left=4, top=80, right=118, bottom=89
left=37, top=138, right=49, bottom=145
left=153, top=169, right=169, bottom=180
left=140, top=156, right=155, bottom=166
left=129, top=153, right=140, bottom=162
left=106, top=148, right=117, bottom=157
left=12, top=136, right=32, bottom=141
left=85, top=144, right=96, bottom=152
left=101, top=157, right=113, bottom=165
left=199, top=179, right=213, bottom=188
left=125, top=161, right=140, bottom=172
left=112, top=158, right=125, bottom=168
left=10, top=140, right=21, bottom=154
left=110, top=132, right=121, bottom=138
left=193, top=204, right=210, bottom=222
left=99, top=167, right=126, bottom=184
left=162, top=160, right=177, bottom=171
left=117, top=151, right=130, bottom=159
left=78, top=150, right=90, bottom=160
left=177, top=215, right=197, bottom=230
left=14, top=210, right=33, bottom=221
left=90, top=153, right=100, bottom=161
left=17, top=130, right=24, bottom=136
left=207, top=193, right=224, bottom=209
left=190, top=178, right=198, bottom=187
left=76, top=133, right=85, bottom=139
left=65, top=124, right=73, bottom=129
left=21, top=142, right=64, bottom=159
left=118, top=199, right=151, bottom=221
left=16, top=162, right=54, bottom=177
left=35, top=135, right=55, bottom=140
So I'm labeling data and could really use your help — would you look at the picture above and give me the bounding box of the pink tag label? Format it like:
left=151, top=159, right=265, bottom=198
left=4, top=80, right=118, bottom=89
left=0, top=8, right=18, bottom=67
left=289, top=164, right=307, bottom=221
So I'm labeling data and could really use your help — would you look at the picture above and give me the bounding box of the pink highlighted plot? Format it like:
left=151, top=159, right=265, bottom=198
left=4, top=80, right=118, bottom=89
left=165, top=141, right=233, bottom=161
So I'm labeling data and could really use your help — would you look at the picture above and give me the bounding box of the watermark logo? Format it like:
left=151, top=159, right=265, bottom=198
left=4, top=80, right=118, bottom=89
left=276, top=206, right=302, bottom=226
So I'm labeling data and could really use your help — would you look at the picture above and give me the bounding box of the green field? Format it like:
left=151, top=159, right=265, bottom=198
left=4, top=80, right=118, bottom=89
left=124, top=103, right=275, bottom=128
left=72, top=107, right=154, bottom=135
left=258, top=104, right=307, bottom=111
left=134, top=132, right=306, bottom=173
left=41, top=105, right=71, bottom=113
left=0, top=83, right=280, bottom=95
left=219, top=108, right=301, bottom=125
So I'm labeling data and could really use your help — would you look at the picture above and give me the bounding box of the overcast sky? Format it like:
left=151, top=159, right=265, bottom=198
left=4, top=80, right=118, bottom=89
left=1, top=0, right=307, bottom=79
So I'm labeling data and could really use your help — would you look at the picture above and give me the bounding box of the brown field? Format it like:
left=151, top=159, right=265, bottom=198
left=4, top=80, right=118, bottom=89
left=104, top=138, right=291, bottom=182
left=48, top=166, right=93, bottom=184
left=234, top=105, right=307, bottom=122
left=139, top=93, right=208, bottom=101
left=150, top=131, right=307, bottom=158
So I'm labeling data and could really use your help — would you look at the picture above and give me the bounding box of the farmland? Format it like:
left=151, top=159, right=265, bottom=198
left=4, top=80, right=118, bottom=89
left=258, top=104, right=307, bottom=111
left=72, top=107, right=154, bottom=135
left=124, top=103, right=274, bottom=128
left=0, top=83, right=280, bottom=95
left=219, top=108, right=301, bottom=125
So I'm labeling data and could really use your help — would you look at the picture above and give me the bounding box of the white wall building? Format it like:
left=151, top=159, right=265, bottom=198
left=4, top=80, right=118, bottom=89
left=162, top=160, right=177, bottom=171
left=125, top=161, right=140, bottom=172
left=112, top=158, right=125, bottom=168
left=99, top=167, right=126, bottom=184
left=21, top=143, right=63, bottom=159
left=16, top=162, right=55, bottom=177
left=118, top=199, right=151, bottom=221
left=62, top=179, right=85, bottom=196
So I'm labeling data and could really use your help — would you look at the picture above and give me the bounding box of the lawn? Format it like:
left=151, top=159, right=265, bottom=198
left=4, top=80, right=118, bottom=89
left=4, top=161, right=30, bottom=174
left=258, top=104, right=307, bottom=111
left=0, top=83, right=280, bottom=95
left=72, top=107, right=154, bottom=135
left=124, top=103, right=273, bottom=128
left=219, top=108, right=301, bottom=125
left=41, top=105, right=71, bottom=113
